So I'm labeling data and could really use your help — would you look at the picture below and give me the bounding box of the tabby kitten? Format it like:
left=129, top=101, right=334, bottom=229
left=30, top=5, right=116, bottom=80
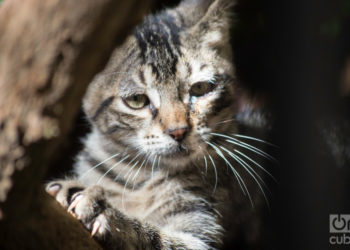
left=46, top=0, right=270, bottom=249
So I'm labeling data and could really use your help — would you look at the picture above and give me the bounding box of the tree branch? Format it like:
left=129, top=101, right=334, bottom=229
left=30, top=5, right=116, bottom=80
left=0, top=0, right=152, bottom=248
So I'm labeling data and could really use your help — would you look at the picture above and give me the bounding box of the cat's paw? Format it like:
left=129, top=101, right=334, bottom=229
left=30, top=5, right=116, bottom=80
left=66, top=185, right=111, bottom=237
left=46, top=181, right=110, bottom=237
left=46, top=180, right=85, bottom=208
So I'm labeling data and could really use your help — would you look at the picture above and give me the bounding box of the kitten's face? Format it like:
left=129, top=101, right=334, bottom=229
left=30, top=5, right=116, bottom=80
left=84, top=0, right=235, bottom=167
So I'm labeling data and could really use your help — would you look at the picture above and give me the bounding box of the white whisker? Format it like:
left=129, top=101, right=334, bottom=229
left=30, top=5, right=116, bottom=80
left=97, top=155, right=130, bottom=184
left=207, top=154, right=218, bottom=195
left=203, top=155, right=208, bottom=174
left=80, top=153, right=120, bottom=179
left=220, top=145, right=269, bottom=188
left=121, top=159, right=141, bottom=210
left=213, top=118, right=236, bottom=125
left=114, top=151, right=142, bottom=181
left=234, top=149, right=277, bottom=183
left=233, top=133, right=278, bottom=147
left=211, top=132, right=277, bottom=162
left=151, top=155, right=158, bottom=188
left=165, top=169, right=169, bottom=181
left=151, top=155, right=158, bottom=186
left=131, top=154, right=149, bottom=190
left=220, top=145, right=270, bottom=208
left=231, top=154, right=269, bottom=208
left=210, top=132, right=277, bottom=163
left=157, top=156, right=162, bottom=170
left=227, top=138, right=278, bottom=163
left=206, top=141, right=253, bottom=207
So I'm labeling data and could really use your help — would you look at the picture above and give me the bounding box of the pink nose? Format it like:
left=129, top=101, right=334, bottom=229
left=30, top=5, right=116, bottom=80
left=166, top=127, right=188, bottom=142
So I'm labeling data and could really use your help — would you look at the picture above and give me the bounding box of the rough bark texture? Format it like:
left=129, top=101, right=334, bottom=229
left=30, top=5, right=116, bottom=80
left=0, top=0, right=152, bottom=249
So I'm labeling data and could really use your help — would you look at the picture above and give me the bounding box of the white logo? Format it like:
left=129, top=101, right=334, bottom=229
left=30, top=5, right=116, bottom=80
left=329, top=214, right=350, bottom=245
left=330, top=214, right=350, bottom=233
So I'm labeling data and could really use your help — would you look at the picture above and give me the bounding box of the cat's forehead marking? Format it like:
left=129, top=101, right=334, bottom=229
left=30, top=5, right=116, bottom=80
left=143, top=65, right=157, bottom=86
left=177, top=54, right=215, bottom=84
left=137, top=69, right=146, bottom=86
left=177, top=56, right=192, bottom=79
left=134, top=12, right=182, bottom=80
left=188, top=60, right=215, bottom=84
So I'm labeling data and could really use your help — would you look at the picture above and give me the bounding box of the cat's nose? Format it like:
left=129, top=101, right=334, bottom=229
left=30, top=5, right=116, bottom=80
left=166, top=127, right=188, bottom=142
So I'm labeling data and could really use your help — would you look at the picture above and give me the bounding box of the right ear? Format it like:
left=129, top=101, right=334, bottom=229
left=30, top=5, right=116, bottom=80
left=175, top=0, right=215, bottom=27
left=175, top=0, right=234, bottom=49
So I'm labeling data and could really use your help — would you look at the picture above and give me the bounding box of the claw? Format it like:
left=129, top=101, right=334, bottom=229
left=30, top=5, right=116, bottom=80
left=91, top=220, right=101, bottom=237
left=67, top=194, right=83, bottom=215
left=47, top=184, right=61, bottom=197
left=69, top=210, right=77, bottom=218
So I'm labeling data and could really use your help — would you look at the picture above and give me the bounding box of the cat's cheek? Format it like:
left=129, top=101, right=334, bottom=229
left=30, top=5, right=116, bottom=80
left=190, top=93, right=218, bottom=115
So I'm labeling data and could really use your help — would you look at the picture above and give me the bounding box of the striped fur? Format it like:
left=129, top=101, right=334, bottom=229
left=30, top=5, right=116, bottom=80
left=46, top=0, right=267, bottom=249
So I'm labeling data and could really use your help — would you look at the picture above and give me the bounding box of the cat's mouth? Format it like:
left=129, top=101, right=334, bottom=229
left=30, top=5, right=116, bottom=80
left=161, top=144, right=191, bottom=158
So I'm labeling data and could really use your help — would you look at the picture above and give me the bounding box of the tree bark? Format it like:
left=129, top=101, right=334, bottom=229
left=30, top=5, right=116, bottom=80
left=0, top=0, right=152, bottom=249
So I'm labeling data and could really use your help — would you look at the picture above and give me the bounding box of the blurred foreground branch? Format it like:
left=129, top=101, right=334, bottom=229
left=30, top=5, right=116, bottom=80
left=0, top=0, right=152, bottom=248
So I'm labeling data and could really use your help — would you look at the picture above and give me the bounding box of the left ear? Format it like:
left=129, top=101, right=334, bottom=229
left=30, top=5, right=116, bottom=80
left=183, top=0, right=234, bottom=49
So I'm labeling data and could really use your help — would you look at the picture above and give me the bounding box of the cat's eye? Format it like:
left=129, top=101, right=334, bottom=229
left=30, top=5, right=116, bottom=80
left=190, top=81, right=215, bottom=97
left=123, top=94, right=150, bottom=109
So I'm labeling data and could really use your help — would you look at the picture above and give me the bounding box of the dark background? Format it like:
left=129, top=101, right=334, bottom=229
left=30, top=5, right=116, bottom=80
left=231, top=1, right=350, bottom=250
left=47, top=0, right=350, bottom=249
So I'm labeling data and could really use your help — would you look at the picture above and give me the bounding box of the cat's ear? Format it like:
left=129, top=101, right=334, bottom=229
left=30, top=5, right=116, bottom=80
left=175, top=0, right=216, bottom=27
left=176, top=0, right=234, bottom=48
